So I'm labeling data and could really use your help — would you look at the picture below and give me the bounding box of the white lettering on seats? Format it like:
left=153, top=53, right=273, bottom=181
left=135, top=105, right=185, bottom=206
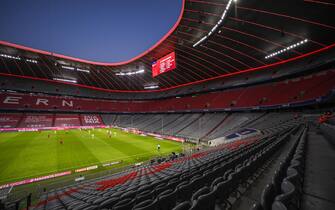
left=3, top=96, right=22, bottom=104
left=36, top=98, right=49, bottom=106
left=62, top=100, right=73, bottom=107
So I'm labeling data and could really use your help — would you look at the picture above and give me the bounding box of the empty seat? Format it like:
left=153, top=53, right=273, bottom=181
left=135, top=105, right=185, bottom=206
left=120, top=190, right=136, bottom=200
left=177, top=182, right=193, bottom=202
left=136, top=190, right=154, bottom=204
left=172, top=201, right=192, bottom=210
left=157, top=189, right=177, bottom=210
left=189, top=186, right=215, bottom=210
left=133, top=199, right=158, bottom=210
left=99, top=197, right=120, bottom=208
left=113, top=198, right=135, bottom=210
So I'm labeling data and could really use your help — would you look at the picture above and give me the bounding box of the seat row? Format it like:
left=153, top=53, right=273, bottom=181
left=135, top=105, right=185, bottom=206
left=32, top=145, right=233, bottom=210
left=251, top=125, right=307, bottom=210
left=171, top=126, right=299, bottom=210
left=31, top=125, right=298, bottom=210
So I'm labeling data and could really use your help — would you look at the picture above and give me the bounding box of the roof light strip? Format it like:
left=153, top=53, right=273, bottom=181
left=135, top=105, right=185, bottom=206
left=26, top=59, right=38, bottom=64
left=53, top=78, right=77, bottom=83
left=61, top=65, right=90, bottom=73
left=77, top=68, right=90, bottom=73
left=61, top=65, right=75, bottom=70
left=1, top=53, right=38, bottom=63
left=265, top=39, right=308, bottom=59
left=0, top=53, right=21, bottom=60
left=193, top=0, right=234, bottom=47
left=116, top=69, right=145, bottom=76
left=144, top=85, right=159, bottom=89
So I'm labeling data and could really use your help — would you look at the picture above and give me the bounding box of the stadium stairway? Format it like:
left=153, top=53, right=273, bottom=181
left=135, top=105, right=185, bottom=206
left=174, top=113, right=204, bottom=135
left=200, top=113, right=231, bottom=140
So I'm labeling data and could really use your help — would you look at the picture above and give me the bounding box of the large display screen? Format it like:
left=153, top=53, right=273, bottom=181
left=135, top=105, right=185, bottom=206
left=152, top=52, right=176, bottom=77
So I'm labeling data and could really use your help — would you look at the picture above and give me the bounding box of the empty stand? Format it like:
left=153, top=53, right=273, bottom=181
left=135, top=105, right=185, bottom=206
left=1, top=70, right=334, bottom=113
left=24, top=121, right=300, bottom=210
left=249, top=123, right=335, bottom=210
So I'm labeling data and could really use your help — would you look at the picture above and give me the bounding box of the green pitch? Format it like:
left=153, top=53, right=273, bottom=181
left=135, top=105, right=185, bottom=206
left=0, top=128, right=184, bottom=185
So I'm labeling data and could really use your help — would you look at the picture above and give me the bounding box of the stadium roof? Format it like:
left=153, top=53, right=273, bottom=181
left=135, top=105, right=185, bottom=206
left=0, top=0, right=335, bottom=92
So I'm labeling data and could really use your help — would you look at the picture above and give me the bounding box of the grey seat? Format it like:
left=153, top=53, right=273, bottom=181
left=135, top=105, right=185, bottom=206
left=99, top=197, right=120, bottom=209
left=113, top=198, right=135, bottom=210
left=132, top=199, right=158, bottom=210
left=157, top=189, right=177, bottom=210
left=190, top=189, right=216, bottom=210
left=172, top=201, right=191, bottom=210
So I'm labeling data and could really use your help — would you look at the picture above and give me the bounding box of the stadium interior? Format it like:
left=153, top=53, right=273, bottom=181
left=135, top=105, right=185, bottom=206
left=0, top=0, right=335, bottom=210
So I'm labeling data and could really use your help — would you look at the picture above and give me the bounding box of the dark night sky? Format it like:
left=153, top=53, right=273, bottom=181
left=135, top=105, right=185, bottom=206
left=0, top=0, right=182, bottom=62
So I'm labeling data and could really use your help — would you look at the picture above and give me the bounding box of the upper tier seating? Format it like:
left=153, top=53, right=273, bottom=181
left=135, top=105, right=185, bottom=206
left=0, top=70, right=334, bottom=113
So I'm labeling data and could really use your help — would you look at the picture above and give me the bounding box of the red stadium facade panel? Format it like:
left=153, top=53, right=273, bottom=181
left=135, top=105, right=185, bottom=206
left=152, top=52, right=176, bottom=77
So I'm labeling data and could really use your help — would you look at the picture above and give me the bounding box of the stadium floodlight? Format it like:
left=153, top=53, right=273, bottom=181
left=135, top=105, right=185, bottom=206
left=0, top=53, right=21, bottom=60
left=193, top=0, right=235, bottom=47
left=265, top=39, right=308, bottom=59
left=61, top=65, right=75, bottom=70
left=53, top=78, right=77, bottom=83
left=116, top=69, right=145, bottom=76
left=26, top=59, right=38, bottom=64
left=77, top=68, right=90, bottom=73
left=144, top=85, right=159, bottom=89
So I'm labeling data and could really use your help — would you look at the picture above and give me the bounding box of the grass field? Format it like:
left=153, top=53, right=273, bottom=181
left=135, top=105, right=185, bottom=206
left=0, top=128, right=185, bottom=185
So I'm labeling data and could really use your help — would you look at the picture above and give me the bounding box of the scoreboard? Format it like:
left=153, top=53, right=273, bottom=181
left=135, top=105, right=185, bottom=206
left=152, top=52, right=176, bottom=77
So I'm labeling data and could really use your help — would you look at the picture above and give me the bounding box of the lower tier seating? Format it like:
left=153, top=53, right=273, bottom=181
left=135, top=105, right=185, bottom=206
left=24, top=123, right=299, bottom=210
left=251, top=122, right=335, bottom=210
left=3, top=117, right=335, bottom=210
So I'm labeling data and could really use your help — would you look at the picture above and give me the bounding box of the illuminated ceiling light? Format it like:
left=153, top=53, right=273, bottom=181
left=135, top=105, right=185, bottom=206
left=265, top=39, right=308, bottom=59
left=77, top=68, right=90, bottom=73
left=144, top=85, right=159, bottom=90
left=193, top=0, right=234, bottom=47
left=61, top=65, right=75, bottom=70
left=193, top=36, right=207, bottom=47
left=116, top=69, right=145, bottom=76
left=53, top=78, right=77, bottom=83
left=26, top=59, right=38, bottom=64
left=0, top=53, right=21, bottom=60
